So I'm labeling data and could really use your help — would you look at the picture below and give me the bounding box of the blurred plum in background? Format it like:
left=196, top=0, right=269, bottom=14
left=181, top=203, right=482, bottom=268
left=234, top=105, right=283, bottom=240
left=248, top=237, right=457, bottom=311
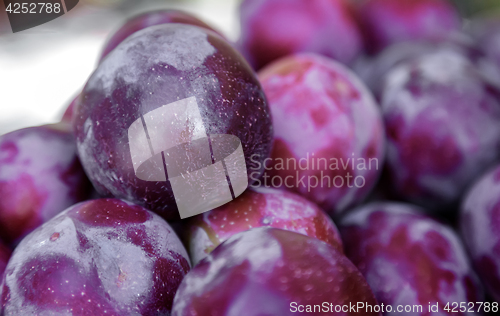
left=0, top=123, right=91, bottom=246
left=99, top=9, right=226, bottom=62
left=258, top=53, right=385, bottom=218
left=353, top=41, right=436, bottom=100
left=353, top=33, right=500, bottom=100
left=469, top=16, right=500, bottom=82
left=172, top=227, right=380, bottom=316
left=461, top=164, right=500, bottom=302
left=239, top=0, right=363, bottom=70
left=185, top=187, right=343, bottom=265
left=353, top=0, right=462, bottom=54
left=0, top=198, right=190, bottom=315
left=381, top=49, right=500, bottom=211
left=340, top=202, right=484, bottom=315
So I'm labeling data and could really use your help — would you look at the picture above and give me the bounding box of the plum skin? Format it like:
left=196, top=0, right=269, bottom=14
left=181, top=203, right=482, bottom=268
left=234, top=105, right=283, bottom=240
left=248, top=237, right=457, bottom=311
left=0, top=198, right=190, bottom=315
left=381, top=49, right=500, bottom=211
left=460, top=164, right=500, bottom=302
left=473, top=19, right=500, bottom=67
left=469, top=17, right=500, bottom=86
left=352, top=41, right=436, bottom=101
left=352, top=35, right=500, bottom=101
left=239, top=0, right=363, bottom=70
left=185, top=186, right=343, bottom=264
left=100, top=9, right=225, bottom=62
left=339, top=202, right=484, bottom=315
left=172, top=227, right=380, bottom=316
left=0, top=123, right=91, bottom=246
left=354, top=0, right=461, bottom=54
left=61, top=94, right=80, bottom=124
left=0, top=241, right=10, bottom=281
left=257, top=53, right=385, bottom=217
left=75, top=24, right=273, bottom=220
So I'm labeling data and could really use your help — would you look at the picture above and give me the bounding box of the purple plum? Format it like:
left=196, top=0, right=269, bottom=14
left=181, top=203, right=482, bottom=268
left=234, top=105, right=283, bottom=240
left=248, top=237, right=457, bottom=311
left=257, top=53, right=385, bottom=217
left=185, top=186, right=343, bottom=264
left=339, top=202, right=484, bottom=315
left=74, top=24, right=273, bottom=220
left=238, top=0, right=363, bottom=70
left=0, top=123, right=91, bottom=245
left=172, top=227, right=380, bottom=316
left=0, top=198, right=190, bottom=315
left=381, top=49, right=500, bottom=210
left=354, top=0, right=461, bottom=54
left=469, top=17, right=500, bottom=86
left=61, top=94, right=80, bottom=124
left=100, top=10, right=225, bottom=62
left=460, top=164, right=500, bottom=302
left=353, top=41, right=435, bottom=100
left=354, top=35, right=500, bottom=100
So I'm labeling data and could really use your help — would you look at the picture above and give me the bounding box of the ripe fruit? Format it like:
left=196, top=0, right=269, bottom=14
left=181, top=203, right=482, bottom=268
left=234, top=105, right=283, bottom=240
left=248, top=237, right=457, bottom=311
left=460, top=164, right=500, bottom=301
left=354, top=35, right=500, bottom=100
left=172, top=227, right=379, bottom=316
left=354, top=0, right=461, bottom=53
left=239, top=0, right=363, bottom=70
left=353, top=41, right=434, bottom=100
left=339, top=202, right=484, bottom=313
left=0, top=123, right=90, bottom=245
left=0, top=199, right=190, bottom=315
left=469, top=17, right=500, bottom=86
left=75, top=24, right=273, bottom=220
left=258, top=53, right=385, bottom=217
left=0, top=241, right=10, bottom=280
left=185, top=187, right=343, bottom=264
left=381, top=49, right=500, bottom=210
left=100, top=10, right=225, bottom=62
left=61, top=95, right=79, bottom=124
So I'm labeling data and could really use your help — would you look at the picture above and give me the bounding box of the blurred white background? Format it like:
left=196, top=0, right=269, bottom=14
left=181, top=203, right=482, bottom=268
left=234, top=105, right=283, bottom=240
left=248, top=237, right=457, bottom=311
left=0, top=0, right=240, bottom=135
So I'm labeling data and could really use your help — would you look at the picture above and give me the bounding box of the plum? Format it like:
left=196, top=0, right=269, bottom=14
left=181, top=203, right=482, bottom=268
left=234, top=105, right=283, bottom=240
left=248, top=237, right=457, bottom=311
left=354, top=0, right=461, bottom=54
left=257, top=53, right=385, bottom=217
left=339, top=202, right=484, bottom=315
left=0, top=198, right=190, bottom=315
left=469, top=17, right=500, bottom=85
left=74, top=24, right=273, bottom=220
left=238, top=0, right=363, bottom=70
left=353, top=41, right=435, bottom=100
left=0, top=123, right=91, bottom=246
left=185, top=187, right=343, bottom=264
left=0, top=241, right=10, bottom=280
left=460, top=164, right=500, bottom=302
left=100, top=10, right=225, bottom=62
left=381, top=49, right=500, bottom=211
left=354, top=35, right=500, bottom=100
left=172, top=227, right=380, bottom=316
left=61, top=94, right=80, bottom=124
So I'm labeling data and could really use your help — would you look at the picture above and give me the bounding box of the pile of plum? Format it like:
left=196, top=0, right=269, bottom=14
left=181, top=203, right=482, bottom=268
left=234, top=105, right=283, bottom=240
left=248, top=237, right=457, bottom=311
left=2, top=0, right=500, bottom=315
